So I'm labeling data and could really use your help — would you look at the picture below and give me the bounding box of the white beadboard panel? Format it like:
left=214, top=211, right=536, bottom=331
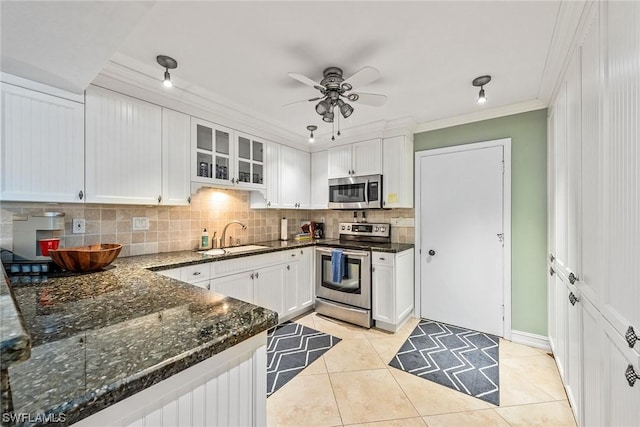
left=75, top=332, right=267, bottom=427
left=327, top=144, right=352, bottom=178
left=0, top=82, right=84, bottom=202
left=581, top=296, right=603, bottom=427
left=553, top=81, right=569, bottom=273
left=601, top=0, right=640, bottom=339
left=352, top=138, right=382, bottom=176
left=85, top=85, right=162, bottom=204
left=579, top=5, right=604, bottom=305
left=162, top=108, right=191, bottom=206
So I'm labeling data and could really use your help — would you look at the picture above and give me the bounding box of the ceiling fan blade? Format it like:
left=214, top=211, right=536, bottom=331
left=288, top=72, right=324, bottom=90
left=344, top=66, right=380, bottom=88
left=281, top=96, right=323, bottom=107
left=351, top=92, right=388, bottom=106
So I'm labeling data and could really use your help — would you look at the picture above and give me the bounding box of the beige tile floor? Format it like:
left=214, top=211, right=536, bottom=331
left=267, top=312, right=577, bottom=427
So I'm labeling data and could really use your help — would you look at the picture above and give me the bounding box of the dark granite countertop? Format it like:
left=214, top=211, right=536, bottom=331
left=0, top=238, right=413, bottom=426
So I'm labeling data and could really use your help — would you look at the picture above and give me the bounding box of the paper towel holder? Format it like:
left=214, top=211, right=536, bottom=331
left=281, top=217, right=288, bottom=241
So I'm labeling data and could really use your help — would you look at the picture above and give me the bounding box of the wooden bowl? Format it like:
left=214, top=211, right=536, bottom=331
left=49, top=243, right=122, bottom=272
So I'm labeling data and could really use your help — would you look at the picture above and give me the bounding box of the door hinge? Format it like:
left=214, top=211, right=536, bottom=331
left=502, top=304, right=505, bottom=320
left=501, top=160, right=505, bottom=173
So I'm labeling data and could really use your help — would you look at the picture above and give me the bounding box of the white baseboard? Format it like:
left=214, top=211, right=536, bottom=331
left=510, top=330, right=551, bottom=352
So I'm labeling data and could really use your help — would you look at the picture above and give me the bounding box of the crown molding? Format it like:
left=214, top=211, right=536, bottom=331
left=537, top=0, right=589, bottom=105
left=97, top=56, right=305, bottom=148
left=414, top=99, right=546, bottom=134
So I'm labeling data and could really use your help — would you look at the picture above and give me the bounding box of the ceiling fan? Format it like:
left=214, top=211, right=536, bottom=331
left=287, top=66, right=387, bottom=123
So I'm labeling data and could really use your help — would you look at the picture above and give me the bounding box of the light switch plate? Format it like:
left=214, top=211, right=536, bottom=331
left=132, top=217, right=149, bottom=231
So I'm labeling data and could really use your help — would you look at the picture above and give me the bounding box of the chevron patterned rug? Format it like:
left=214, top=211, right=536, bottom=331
left=266, top=322, right=341, bottom=397
left=389, top=319, right=500, bottom=405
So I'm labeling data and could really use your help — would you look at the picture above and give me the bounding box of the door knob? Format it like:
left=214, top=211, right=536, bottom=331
left=428, top=249, right=436, bottom=256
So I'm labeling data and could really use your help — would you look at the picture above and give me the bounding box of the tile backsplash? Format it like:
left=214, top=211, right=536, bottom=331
left=0, top=188, right=414, bottom=258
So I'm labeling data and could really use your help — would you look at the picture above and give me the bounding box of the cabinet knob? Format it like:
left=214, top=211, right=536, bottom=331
left=267, top=201, right=271, bottom=207
left=568, top=292, right=579, bottom=306
left=78, top=190, right=84, bottom=200
left=550, top=267, right=555, bottom=276
left=158, top=195, right=162, bottom=204
left=231, top=178, right=236, bottom=184
left=291, top=253, right=296, bottom=257
left=372, top=266, right=375, bottom=272
left=568, top=272, right=578, bottom=285
left=549, top=253, right=555, bottom=262
left=187, top=196, right=191, bottom=204
left=206, top=283, right=211, bottom=290
left=192, top=271, right=201, bottom=276
left=287, top=265, right=290, bottom=270
left=250, top=273, right=254, bottom=280
left=428, top=249, right=436, bottom=256
left=625, top=364, right=640, bottom=387
left=626, top=326, right=638, bottom=348
left=300, top=250, right=303, bottom=255
left=255, top=272, right=259, bottom=279
left=379, top=257, right=386, bottom=261
left=383, top=200, right=386, bottom=207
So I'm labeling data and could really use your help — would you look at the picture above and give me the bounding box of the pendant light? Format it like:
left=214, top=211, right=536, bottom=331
left=307, top=125, right=317, bottom=143
left=472, top=75, right=491, bottom=104
left=157, top=55, right=178, bottom=88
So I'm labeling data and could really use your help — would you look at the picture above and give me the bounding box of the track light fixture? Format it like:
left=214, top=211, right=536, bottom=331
left=157, top=55, right=178, bottom=88
left=307, top=125, right=317, bottom=143
left=472, top=75, right=491, bottom=104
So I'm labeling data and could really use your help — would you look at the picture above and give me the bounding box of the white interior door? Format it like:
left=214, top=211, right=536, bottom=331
left=419, top=144, right=505, bottom=336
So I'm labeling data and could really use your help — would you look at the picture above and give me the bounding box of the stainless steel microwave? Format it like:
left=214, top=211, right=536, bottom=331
left=328, top=174, right=383, bottom=209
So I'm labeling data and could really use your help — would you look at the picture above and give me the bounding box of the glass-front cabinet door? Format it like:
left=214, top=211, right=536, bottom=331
left=191, top=118, right=234, bottom=186
left=235, top=132, right=265, bottom=189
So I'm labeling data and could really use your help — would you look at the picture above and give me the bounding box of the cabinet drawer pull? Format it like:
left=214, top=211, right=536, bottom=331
left=549, top=253, right=555, bottom=262
left=568, top=272, right=578, bottom=285
left=379, top=257, right=386, bottom=261
left=550, top=267, right=555, bottom=276
left=625, top=364, right=639, bottom=387
left=568, top=292, right=579, bottom=306
left=158, top=195, right=162, bottom=204
left=192, top=271, right=201, bottom=276
left=291, top=253, right=296, bottom=257
left=206, top=283, right=211, bottom=290
left=626, top=326, right=638, bottom=348
left=78, top=190, right=84, bottom=200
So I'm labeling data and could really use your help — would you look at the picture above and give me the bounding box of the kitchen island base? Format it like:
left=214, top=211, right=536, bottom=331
left=74, top=332, right=267, bottom=427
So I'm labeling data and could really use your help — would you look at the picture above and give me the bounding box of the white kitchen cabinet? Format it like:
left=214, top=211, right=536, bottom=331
left=310, top=150, right=329, bottom=209
left=191, top=117, right=234, bottom=187
left=547, top=2, right=640, bottom=425
left=211, top=270, right=254, bottom=303
left=162, top=108, right=191, bottom=206
left=327, top=138, right=381, bottom=178
left=249, top=141, right=280, bottom=208
left=382, top=135, right=413, bottom=208
left=254, top=263, right=286, bottom=315
left=234, top=132, right=266, bottom=190
left=372, top=248, right=414, bottom=332
left=280, top=145, right=310, bottom=209
left=0, top=82, right=84, bottom=203
left=85, top=85, right=162, bottom=205
left=282, top=248, right=314, bottom=319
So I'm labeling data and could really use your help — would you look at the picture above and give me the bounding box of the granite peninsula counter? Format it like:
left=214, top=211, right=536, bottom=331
left=0, top=239, right=414, bottom=426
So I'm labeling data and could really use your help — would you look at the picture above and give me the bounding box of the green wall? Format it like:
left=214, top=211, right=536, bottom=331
left=414, top=109, right=548, bottom=336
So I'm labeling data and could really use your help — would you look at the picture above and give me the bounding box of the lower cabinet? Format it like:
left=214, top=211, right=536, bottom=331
left=158, top=248, right=314, bottom=323
left=372, top=248, right=414, bottom=332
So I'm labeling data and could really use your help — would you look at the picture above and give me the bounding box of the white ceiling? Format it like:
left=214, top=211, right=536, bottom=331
left=1, top=1, right=562, bottom=144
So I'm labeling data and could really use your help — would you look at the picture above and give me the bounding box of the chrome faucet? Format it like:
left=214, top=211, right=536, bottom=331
left=220, top=220, right=247, bottom=248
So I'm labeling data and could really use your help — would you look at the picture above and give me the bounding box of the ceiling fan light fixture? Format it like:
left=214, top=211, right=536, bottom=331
left=315, top=99, right=330, bottom=115
left=340, top=102, right=354, bottom=118
left=157, top=55, right=178, bottom=89
left=347, top=93, right=359, bottom=102
left=472, top=75, right=491, bottom=105
left=323, top=111, right=334, bottom=122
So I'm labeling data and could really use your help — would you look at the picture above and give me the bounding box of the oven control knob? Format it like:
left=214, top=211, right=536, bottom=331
left=381, top=227, right=386, bottom=232
left=347, top=226, right=351, bottom=230
left=375, top=226, right=379, bottom=232
left=341, top=225, right=345, bottom=230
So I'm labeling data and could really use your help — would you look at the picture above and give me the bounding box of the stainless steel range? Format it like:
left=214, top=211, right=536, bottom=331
left=315, top=222, right=391, bottom=328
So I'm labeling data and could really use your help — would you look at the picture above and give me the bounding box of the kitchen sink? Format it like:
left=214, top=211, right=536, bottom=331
left=199, top=245, right=270, bottom=256
left=222, top=245, right=270, bottom=254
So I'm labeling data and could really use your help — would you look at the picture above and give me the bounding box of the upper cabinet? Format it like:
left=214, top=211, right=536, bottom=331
left=0, top=82, right=84, bottom=203
left=85, top=85, right=163, bottom=205
left=327, top=138, right=382, bottom=179
left=310, top=150, right=329, bottom=209
left=162, top=109, right=191, bottom=206
left=382, top=135, right=413, bottom=208
left=280, top=145, right=310, bottom=209
left=191, top=118, right=266, bottom=191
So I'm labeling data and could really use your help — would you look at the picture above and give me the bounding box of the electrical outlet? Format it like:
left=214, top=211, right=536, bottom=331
left=73, top=218, right=85, bottom=234
left=132, top=217, right=150, bottom=231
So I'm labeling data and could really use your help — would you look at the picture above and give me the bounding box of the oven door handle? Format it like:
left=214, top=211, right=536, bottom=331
left=316, top=247, right=369, bottom=257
